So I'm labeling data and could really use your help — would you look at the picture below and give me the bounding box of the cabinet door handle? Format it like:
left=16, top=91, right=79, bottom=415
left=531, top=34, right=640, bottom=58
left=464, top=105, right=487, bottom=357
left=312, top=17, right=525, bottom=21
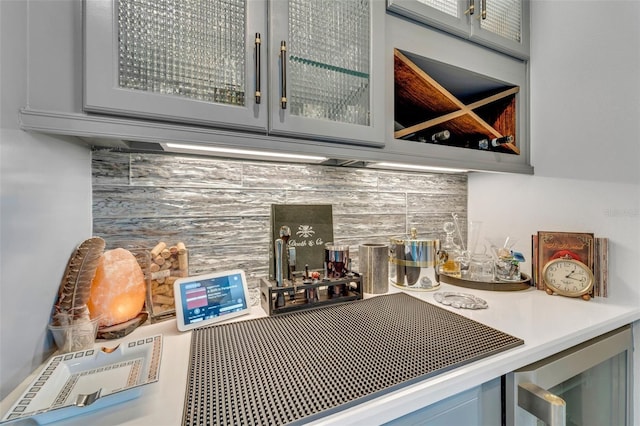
left=280, top=41, right=287, bottom=109
left=481, top=0, right=487, bottom=19
left=465, top=0, right=475, bottom=16
left=255, top=33, right=262, bottom=104
left=517, top=382, right=566, bottom=426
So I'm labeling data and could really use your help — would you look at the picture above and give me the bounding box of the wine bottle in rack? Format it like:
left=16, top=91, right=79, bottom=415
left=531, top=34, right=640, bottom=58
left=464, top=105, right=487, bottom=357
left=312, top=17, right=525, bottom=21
left=476, top=135, right=514, bottom=150
left=430, top=130, right=451, bottom=142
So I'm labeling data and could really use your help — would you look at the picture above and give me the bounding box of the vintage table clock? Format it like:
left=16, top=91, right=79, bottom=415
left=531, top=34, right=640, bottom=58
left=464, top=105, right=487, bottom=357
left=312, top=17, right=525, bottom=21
left=542, top=256, right=594, bottom=300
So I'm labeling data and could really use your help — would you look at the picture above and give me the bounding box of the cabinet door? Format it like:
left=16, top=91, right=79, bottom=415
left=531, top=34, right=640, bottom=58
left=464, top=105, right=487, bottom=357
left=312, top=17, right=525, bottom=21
left=268, top=0, right=385, bottom=146
left=84, top=0, right=267, bottom=132
left=387, top=0, right=529, bottom=60
left=383, top=378, right=501, bottom=426
left=387, top=0, right=471, bottom=39
left=470, top=0, right=530, bottom=59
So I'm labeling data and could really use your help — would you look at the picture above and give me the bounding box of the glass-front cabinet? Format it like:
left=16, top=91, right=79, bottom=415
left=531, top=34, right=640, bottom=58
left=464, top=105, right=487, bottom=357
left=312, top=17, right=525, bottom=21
left=387, top=0, right=529, bottom=59
left=84, top=0, right=267, bottom=132
left=506, top=326, right=632, bottom=426
left=84, top=0, right=385, bottom=146
left=268, top=0, right=383, bottom=144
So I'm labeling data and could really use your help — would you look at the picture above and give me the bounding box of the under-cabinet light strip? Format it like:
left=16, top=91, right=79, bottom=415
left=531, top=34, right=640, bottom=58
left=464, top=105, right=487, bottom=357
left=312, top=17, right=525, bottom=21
left=371, top=162, right=468, bottom=173
left=163, top=143, right=329, bottom=163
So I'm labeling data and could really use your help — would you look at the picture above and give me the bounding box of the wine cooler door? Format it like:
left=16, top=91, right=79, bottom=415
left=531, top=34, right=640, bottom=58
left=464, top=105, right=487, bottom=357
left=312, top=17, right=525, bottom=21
left=506, top=326, right=632, bottom=426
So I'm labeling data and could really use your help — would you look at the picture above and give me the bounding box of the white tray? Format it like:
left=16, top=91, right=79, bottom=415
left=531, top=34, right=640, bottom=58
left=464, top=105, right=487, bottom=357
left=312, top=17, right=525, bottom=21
left=1, top=334, right=163, bottom=425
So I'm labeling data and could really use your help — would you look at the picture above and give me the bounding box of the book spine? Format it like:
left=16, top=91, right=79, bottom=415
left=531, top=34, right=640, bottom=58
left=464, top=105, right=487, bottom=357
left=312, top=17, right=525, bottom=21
left=601, top=238, right=609, bottom=298
left=531, top=234, right=539, bottom=289
left=593, top=238, right=600, bottom=297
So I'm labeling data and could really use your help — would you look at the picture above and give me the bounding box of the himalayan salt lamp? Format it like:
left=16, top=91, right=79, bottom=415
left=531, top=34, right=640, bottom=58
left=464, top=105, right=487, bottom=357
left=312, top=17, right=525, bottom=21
left=88, top=248, right=146, bottom=327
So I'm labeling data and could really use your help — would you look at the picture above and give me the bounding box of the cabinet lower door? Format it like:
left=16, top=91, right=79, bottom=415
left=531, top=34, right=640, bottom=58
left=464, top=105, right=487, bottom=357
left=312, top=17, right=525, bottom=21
left=268, top=0, right=385, bottom=146
left=383, top=378, right=501, bottom=426
left=84, top=0, right=267, bottom=132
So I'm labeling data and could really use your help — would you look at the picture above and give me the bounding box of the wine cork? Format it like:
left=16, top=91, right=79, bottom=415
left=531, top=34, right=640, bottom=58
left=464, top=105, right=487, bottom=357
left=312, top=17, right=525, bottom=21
left=150, top=241, right=167, bottom=258
left=153, top=294, right=174, bottom=305
left=178, top=251, right=188, bottom=270
left=155, top=284, right=171, bottom=295
left=177, top=242, right=186, bottom=255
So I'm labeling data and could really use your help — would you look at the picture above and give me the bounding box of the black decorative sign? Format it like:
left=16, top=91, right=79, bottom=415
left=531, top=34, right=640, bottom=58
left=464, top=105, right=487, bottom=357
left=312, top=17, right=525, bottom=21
left=269, top=205, right=334, bottom=279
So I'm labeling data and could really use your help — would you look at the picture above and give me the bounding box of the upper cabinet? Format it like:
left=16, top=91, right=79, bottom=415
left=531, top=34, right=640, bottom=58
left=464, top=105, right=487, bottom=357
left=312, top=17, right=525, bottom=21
left=387, top=0, right=529, bottom=59
left=383, top=13, right=531, bottom=174
left=267, top=1, right=385, bottom=145
left=84, top=0, right=385, bottom=147
left=18, top=1, right=531, bottom=173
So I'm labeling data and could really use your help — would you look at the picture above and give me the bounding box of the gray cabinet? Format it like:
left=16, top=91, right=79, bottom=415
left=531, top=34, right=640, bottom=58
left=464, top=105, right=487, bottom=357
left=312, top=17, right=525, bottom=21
left=19, top=1, right=533, bottom=174
left=84, top=0, right=267, bottom=133
left=84, top=0, right=385, bottom=147
left=384, top=13, right=531, bottom=173
left=384, top=378, right=502, bottom=426
left=387, top=0, right=529, bottom=59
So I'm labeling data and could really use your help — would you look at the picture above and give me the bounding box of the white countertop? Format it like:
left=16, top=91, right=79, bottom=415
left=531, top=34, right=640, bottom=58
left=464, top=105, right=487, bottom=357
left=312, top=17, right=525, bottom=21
left=3, top=283, right=639, bottom=425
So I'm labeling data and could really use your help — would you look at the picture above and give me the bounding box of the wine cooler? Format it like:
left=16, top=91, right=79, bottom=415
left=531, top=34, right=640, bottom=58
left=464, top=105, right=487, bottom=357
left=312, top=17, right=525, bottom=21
left=506, top=325, right=633, bottom=426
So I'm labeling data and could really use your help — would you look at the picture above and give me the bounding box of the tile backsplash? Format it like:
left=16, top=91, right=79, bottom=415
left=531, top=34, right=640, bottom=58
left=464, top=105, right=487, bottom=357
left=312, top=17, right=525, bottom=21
left=92, top=149, right=467, bottom=287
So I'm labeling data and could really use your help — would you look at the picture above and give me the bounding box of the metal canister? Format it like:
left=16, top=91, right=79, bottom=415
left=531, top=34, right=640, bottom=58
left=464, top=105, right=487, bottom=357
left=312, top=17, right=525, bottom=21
left=325, top=243, right=349, bottom=297
left=325, top=243, right=349, bottom=278
left=389, top=228, right=439, bottom=290
left=359, top=244, right=389, bottom=294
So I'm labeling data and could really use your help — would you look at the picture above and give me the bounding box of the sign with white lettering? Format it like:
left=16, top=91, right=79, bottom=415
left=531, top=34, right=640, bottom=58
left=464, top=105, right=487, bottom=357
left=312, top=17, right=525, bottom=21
left=269, top=205, right=334, bottom=280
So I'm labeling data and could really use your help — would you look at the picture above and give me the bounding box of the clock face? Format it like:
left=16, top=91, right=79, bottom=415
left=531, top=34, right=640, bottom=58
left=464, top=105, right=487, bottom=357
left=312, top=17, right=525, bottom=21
left=543, top=259, right=594, bottom=297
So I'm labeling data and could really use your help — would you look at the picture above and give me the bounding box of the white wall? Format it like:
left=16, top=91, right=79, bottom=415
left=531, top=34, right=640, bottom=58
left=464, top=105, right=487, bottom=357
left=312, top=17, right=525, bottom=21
left=468, top=0, right=640, bottom=421
left=470, top=1, right=640, bottom=302
left=0, top=1, right=92, bottom=399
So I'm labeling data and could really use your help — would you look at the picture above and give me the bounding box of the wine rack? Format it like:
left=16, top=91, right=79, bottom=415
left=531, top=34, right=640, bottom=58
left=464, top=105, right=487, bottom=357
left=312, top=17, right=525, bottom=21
left=394, top=48, right=519, bottom=154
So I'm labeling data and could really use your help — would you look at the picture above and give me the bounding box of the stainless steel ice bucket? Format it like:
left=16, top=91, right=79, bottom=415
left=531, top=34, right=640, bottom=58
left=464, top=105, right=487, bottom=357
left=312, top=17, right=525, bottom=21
left=389, top=228, right=439, bottom=290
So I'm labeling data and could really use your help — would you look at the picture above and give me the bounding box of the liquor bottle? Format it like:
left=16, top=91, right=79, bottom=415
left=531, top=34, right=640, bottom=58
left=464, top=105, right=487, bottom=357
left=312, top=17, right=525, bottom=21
left=437, top=222, right=462, bottom=278
left=477, top=135, right=513, bottom=150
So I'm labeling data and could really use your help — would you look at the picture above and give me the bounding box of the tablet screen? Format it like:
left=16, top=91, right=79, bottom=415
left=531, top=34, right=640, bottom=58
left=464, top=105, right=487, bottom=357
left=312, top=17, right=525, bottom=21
left=174, top=269, right=250, bottom=331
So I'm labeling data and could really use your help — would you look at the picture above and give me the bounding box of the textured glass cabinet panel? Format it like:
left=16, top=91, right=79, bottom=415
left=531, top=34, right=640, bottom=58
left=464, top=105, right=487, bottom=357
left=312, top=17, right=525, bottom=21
left=117, top=0, right=246, bottom=105
left=288, top=0, right=371, bottom=126
left=480, top=0, right=522, bottom=43
left=416, top=0, right=458, bottom=18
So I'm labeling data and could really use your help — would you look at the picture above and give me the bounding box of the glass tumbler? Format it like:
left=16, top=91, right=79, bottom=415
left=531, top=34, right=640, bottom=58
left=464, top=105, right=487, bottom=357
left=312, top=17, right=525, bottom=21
left=469, top=254, right=494, bottom=282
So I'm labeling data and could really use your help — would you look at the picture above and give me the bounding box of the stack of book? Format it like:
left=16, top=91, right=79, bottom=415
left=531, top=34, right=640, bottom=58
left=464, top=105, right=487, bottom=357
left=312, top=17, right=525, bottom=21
left=531, top=231, right=608, bottom=297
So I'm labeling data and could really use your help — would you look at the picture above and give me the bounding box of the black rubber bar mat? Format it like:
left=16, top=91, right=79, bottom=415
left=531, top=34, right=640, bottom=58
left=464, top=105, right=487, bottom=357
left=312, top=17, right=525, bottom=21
left=183, top=292, right=523, bottom=425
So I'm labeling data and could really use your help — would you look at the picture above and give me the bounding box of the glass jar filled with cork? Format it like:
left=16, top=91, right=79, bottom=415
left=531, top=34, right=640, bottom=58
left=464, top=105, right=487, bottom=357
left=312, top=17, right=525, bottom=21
left=144, top=241, right=189, bottom=321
